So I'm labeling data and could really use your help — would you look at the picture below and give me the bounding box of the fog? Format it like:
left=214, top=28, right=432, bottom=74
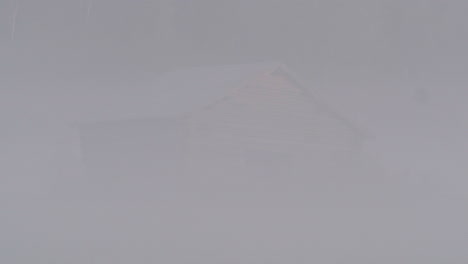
left=2, top=0, right=468, bottom=263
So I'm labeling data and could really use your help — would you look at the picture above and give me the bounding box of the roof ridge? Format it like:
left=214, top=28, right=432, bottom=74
left=262, top=64, right=370, bottom=140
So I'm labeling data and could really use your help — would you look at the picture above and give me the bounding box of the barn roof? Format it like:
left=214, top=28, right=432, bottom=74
left=66, top=62, right=282, bottom=122
left=50, top=61, right=365, bottom=137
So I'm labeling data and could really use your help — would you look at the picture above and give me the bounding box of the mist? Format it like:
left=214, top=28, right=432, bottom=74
left=2, top=0, right=468, bottom=263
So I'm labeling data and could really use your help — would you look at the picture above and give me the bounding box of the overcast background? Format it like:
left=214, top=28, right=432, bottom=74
left=1, top=0, right=468, bottom=263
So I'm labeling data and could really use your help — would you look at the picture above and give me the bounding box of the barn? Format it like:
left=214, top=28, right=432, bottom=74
left=72, top=62, right=368, bottom=201
left=1, top=62, right=371, bottom=202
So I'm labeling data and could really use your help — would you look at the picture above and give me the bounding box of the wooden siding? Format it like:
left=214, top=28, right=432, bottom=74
left=79, top=118, right=188, bottom=198
left=186, top=72, right=359, bottom=190
left=189, top=73, right=355, bottom=153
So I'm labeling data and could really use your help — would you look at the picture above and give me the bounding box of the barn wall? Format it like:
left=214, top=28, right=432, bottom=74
left=185, top=73, right=362, bottom=205
left=78, top=118, right=189, bottom=199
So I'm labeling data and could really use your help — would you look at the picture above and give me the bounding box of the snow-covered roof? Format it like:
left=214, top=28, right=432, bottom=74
left=1, top=61, right=364, bottom=137
left=46, top=61, right=363, bottom=138
left=64, top=62, right=283, bottom=123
